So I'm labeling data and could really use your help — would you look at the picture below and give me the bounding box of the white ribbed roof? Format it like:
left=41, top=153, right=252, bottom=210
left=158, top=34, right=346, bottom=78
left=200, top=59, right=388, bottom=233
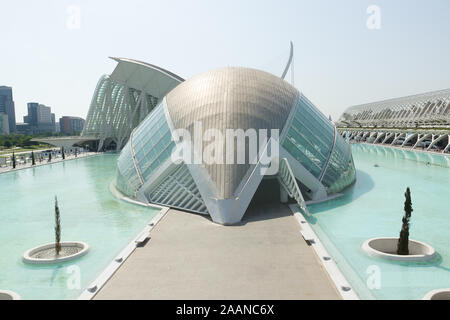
left=109, top=57, right=184, bottom=99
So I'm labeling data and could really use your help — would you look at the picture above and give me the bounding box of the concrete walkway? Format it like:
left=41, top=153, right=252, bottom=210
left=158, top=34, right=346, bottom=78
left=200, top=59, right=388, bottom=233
left=95, top=203, right=340, bottom=300
left=0, top=152, right=99, bottom=174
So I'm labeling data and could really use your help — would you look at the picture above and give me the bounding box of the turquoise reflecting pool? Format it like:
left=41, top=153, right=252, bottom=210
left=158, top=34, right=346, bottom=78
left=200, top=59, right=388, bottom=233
left=307, top=144, right=450, bottom=299
left=0, top=154, right=160, bottom=299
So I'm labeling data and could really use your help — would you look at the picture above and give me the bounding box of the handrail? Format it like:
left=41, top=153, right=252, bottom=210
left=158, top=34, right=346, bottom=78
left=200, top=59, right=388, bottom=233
left=278, top=158, right=309, bottom=215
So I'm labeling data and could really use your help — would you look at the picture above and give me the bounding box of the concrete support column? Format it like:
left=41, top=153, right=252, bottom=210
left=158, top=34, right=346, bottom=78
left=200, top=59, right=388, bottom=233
left=374, top=132, right=386, bottom=144
left=444, top=136, right=450, bottom=153
left=413, top=133, right=432, bottom=149
left=391, top=132, right=406, bottom=145
left=382, top=132, right=394, bottom=144
left=426, top=134, right=447, bottom=151
left=402, top=133, right=418, bottom=148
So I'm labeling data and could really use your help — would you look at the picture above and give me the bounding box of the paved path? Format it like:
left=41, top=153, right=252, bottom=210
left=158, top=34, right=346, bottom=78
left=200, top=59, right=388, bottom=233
left=0, top=152, right=100, bottom=174
left=95, top=203, right=340, bottom=300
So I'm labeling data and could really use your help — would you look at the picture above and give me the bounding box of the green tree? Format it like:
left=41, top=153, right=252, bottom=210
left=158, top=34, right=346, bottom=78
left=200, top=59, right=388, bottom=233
left=61, top=147, right=65, bottom=160
left=12, top=152, right=16, bottom=169
left=397, top=187, right=413, bottom=255
left=54, top=196, right=61, bottom=255
left=31, top=151, right=36, bottom=166
left=48, top=152, right=52, bottom=162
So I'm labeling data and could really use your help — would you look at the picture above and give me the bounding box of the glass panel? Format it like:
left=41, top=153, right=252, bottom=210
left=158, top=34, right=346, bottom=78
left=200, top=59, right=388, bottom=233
left=282, top=94, right=356, bottom=193
left=282, top=95, right=335, bottom=178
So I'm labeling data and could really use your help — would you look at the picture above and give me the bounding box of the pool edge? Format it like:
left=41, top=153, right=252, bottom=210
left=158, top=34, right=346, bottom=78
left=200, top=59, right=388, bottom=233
left=288, top=204, right=360, bottom=300
left=0, top=152, right=104, bottom=175
left=77, top=184, right=170, bottom=300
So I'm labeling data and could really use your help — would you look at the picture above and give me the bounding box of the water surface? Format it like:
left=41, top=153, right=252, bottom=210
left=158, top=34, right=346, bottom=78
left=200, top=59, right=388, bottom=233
left=0, top=154, right=159, bottom=299
left=308, top=144, right=450, bottom=299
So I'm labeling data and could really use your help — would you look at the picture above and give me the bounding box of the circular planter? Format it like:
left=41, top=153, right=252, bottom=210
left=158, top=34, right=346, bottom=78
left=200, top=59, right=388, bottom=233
left=23, top=241, right=89, bottom=264
left=0, top=290, right=21, bottom=300
left=362, top=237, right=436, bottom=262
left=423, top=289, right=450, bottom=300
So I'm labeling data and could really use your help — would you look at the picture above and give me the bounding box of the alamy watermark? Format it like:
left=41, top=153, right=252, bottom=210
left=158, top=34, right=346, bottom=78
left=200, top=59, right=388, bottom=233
left=366, top=265, right=381, bottom=290
left=170, top=121, right=280, bottom=175
left=66, top=265, right=81, bottom=290
left=66, top=5, right=81, bottom=30
left=367, top=5, right=381, bottom=30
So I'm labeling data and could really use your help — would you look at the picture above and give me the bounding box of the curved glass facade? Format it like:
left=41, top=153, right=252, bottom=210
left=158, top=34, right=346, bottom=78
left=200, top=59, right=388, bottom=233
left=283, top=95, right=335, bottom=179
left=115, top=141, right=141, bottom=197
left=282, top=95, right=355, bottom=194
left=132, top=101, right=175, bottom=182
left=115, top=100, right=175, bottom=197
left=321, top=136, right=355, bottom=194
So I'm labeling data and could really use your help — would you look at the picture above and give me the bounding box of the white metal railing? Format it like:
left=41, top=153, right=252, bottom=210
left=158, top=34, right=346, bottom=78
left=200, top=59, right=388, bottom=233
left=278, top=158, right=309, bottom=215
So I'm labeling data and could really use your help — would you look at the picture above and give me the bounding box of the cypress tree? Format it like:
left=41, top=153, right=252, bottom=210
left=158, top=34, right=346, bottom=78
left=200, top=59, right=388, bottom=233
left=48, top=152, right=52, bottom=162
left=397, top=187, right=413, bottom=255
left=55, top=196, right=61, bottom=255
left=31, top=151, right=35, bottom=166
left=61, top=147, right=65, bottom=160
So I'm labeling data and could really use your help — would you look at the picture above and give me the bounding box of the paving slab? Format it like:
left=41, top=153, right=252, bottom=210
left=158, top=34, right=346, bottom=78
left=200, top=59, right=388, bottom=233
left=95, top=203, right=340, bottom=300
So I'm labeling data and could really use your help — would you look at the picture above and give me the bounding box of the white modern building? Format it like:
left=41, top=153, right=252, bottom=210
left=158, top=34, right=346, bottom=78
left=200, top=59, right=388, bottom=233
left=114, top=67, right=356, bottom=225
left=337, top=88, right=450, bottom=152
left=81, top=57, right=184, bottom=151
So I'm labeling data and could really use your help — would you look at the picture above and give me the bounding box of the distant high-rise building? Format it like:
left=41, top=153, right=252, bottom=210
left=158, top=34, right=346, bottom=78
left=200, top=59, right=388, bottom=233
left=24, top=102, right=38, bottom=126
left=0, top=86, right=16, bottom=132
left=24, top=103, right=56, bottom=133
left=0, top=113, right=9, bottom=134
left=59, top=116, right=85, bottom=134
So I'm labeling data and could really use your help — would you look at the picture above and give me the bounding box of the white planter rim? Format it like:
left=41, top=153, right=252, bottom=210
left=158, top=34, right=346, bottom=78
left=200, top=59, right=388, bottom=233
left=23, top=241, right=89, bottom=264
left=362, top=237, right=436, bottom=262
left=423, top=289, right=450, bottom=300
left=0, top=290, right=21, bottom=300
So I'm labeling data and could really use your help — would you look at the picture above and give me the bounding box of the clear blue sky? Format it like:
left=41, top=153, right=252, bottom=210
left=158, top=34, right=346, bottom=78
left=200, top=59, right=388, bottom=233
left=1, top=0, right=450, bottom=122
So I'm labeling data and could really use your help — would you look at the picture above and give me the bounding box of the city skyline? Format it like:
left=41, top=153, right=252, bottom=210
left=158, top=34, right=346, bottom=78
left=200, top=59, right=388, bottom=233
left=0, top=87, right=85, bottom=134
left=0, top=1, right=449, bottom=304
left=1, top=0, right=450, bottom=123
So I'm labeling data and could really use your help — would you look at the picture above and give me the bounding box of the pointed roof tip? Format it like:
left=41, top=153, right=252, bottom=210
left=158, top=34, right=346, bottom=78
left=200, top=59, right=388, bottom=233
left=108, top=56, right=185, bottom=82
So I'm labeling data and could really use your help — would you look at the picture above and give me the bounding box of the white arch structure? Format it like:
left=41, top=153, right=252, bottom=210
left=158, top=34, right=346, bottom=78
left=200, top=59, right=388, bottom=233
left=337, top=88, right=450, bottom=153
left=81, top=57, right=184, bottom=151
left=338, top=88, right=450, bottom=128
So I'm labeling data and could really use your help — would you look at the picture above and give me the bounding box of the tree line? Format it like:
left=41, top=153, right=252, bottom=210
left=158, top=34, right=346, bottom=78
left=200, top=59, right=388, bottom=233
left=0, top=133, right=74, bottom=149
